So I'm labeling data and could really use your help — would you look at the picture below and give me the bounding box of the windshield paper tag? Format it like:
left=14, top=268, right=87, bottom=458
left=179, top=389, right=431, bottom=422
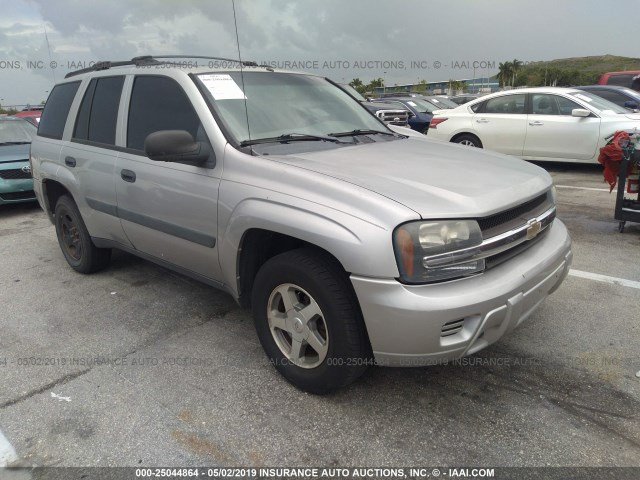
left=199, top=74, right=246, bottom=100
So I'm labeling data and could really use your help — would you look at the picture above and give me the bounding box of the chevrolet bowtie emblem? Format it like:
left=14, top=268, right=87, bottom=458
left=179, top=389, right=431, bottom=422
left=526, top=219, right=542, bottom=240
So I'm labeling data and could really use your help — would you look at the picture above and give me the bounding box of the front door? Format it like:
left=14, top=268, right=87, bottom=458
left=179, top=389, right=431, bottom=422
left=115, top=75, right=222, bottom=281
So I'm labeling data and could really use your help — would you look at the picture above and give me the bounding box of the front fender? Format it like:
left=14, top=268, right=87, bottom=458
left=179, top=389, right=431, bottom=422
left=218, top=197, right=400, bottom=297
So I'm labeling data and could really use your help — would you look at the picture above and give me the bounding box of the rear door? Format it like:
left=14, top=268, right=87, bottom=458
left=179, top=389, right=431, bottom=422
left=522, top=93, right=600, bottom=160
left=472, top=93, right=527, bottom=156
left=65, top=75, right=130, bottom=244
left=115, top=74, right=223, bottom=281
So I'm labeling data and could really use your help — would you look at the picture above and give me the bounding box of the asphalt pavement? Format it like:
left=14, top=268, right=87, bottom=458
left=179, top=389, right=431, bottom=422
left=0, top=162, right=638, bottom=470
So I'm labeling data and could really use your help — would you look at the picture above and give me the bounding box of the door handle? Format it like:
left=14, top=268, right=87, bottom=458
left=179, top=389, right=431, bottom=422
left=529, top=121, right=544, bottom=126
left=65, top=156, right=76, bottom=167
left=476, top=118, right=489, bottom=123
left=120, top=169, right=136, bottom=183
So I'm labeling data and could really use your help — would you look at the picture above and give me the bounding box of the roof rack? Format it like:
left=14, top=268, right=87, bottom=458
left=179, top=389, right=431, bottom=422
left=64, top=55, right=260, bottom=79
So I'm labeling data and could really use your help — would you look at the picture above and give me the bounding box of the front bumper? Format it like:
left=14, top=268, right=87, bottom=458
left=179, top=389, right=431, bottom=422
left=0, top=178, right=36, bottom=204
left=351, top=220, right=572, bottom=367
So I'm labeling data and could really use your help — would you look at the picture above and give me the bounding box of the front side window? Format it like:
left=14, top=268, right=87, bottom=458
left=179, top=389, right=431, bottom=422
left=127, top=76, right=203, bottom=151
left=483, top=94, right=526, bottom=114
left=38, top=81, right=81, bottom=139
left=195, top=72, right=389, bottom=145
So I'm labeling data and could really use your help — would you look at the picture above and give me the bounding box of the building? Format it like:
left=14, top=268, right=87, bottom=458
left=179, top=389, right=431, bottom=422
left=373, top=77, right=500, bottom=96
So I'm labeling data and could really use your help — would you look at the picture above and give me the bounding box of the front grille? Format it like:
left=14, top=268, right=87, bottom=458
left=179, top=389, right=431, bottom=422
left=376, top=109, right=409, bottom=126
left=0, top=168, right=32, bottom=180
left=485, top=227, right=550, bottom=270
left=441, top=318, right=465, bottom=337
left=0, top=190, right=36, bottom=201
left=478, top=193, right=552, bottom=238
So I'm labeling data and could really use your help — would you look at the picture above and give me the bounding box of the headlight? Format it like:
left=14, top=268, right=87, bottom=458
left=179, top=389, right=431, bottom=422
left=393, top=220, right=484, bottom=283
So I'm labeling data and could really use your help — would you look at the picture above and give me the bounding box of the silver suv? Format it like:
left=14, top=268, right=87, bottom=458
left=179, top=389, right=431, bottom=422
left=30, top=56, right=572, bottom=393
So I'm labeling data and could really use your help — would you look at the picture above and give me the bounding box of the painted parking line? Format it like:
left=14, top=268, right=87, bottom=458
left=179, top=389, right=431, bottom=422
left=555, top=185, right=611, bottom=192
left=0, top=429, right=18, bottom=467
left=569, top=269, right=640, bottom=290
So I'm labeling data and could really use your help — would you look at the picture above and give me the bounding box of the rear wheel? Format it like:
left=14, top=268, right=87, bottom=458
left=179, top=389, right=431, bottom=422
left=54, top=195, right=111, bottom=273
left=453, top=134, right=482, bottom=148
left=251, top=248, right=371, bottom=394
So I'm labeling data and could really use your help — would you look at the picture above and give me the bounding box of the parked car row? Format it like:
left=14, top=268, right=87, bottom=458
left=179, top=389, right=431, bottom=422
left=426, top=87, right=640, bottom=163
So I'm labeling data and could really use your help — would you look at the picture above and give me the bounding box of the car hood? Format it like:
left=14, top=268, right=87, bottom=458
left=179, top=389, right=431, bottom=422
left=0, top=144, right=31, bottom=164
left=267, top=137, right=552, bottom=218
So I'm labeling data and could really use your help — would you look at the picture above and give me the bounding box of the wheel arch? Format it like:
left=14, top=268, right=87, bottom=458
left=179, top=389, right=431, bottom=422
left=450, top=132, right=483, bottom=147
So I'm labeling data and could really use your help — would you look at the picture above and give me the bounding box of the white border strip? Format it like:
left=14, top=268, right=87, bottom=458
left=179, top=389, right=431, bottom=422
left=556, top=185, right=611, bottom=192
left=569, top=269, right=640, bottom=290
left=0, top=429, right=18, bottom=467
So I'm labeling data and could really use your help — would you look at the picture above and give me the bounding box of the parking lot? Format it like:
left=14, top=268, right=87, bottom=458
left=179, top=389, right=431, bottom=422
left=0, top=163, right=638, bottom=468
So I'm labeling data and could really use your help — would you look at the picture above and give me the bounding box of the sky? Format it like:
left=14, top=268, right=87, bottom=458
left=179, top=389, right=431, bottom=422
left=0, top=0, right=638, bottom=106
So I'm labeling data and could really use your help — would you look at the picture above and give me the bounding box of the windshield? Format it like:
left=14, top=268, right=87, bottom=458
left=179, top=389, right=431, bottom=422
left=0, top=119, right=37, bottom=144
left=339, top=83, right=366, bottom=102
left=427, top=97, right=458, bottom=109
left=569, top=91, right=629, bottom=114
left=402, top=98, right=440, bottom=113
left=196, top=72, right=389, bottom=144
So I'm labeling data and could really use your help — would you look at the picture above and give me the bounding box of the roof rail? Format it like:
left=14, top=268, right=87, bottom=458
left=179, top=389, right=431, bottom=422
left=64, top=54, right=259, bottom=79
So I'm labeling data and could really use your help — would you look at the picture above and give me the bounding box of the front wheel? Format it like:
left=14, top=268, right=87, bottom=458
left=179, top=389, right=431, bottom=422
left=453, top=134, right=483, bottom=148
left=54, top=195, right=111, bottom=273
left=251, top=248, right=371, bottom=394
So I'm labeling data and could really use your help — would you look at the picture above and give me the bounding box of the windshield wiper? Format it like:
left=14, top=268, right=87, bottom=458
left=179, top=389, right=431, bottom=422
left=0, top=141, right=31, bottom=145
left=328, top=129, right=395, bottom=137
left=240, top=133, right=345, bottom=147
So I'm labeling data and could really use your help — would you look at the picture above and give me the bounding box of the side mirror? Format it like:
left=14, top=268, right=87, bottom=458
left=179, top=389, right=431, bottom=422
left=624, top=100, right=639, bottom=110
left=406, top=111, right=416, bottom=118
left=144, top=130, right=213, bottom=167
left=571, top=108, right=591, bottom=118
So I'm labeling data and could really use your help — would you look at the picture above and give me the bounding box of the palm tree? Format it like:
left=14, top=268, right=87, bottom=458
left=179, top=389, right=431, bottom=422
left=511, top=59, right=523, bottom=86
left=498, top=61, right=513, bottom=87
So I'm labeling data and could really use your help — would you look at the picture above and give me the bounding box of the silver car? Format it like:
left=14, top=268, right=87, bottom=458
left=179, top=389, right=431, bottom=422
left=30, top=57, right=572, bottom=393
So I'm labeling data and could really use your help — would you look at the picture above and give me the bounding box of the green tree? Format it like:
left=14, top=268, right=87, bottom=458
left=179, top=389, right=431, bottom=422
left=498, top=61, right=513, bottom=87
left=349, top=78, right=365, bottom=94
left=511, top=59, right=523, bottom=86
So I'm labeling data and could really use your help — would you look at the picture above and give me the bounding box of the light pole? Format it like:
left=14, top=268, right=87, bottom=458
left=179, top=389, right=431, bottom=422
left=383, top=71, right=387, bottom=95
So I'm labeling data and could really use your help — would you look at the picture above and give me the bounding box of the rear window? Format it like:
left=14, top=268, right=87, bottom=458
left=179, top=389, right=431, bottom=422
left=38, top=82, right=81, bottom=139
left=605, top=74, right=636, bottom=87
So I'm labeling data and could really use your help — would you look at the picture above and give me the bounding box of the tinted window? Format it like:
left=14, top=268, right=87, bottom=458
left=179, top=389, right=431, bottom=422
left=74, top=77, right=124, bottom=145
left=74, top=80, right=97, bottom=141
left=38, top=82, right=81, bottom=139
left=607, top=74, right=634, bottom=87
left=588, top=89, right=626, bottom=107
left=484, top=94, right=526, bottom=114
left=127, top=76, right=201, bottom=151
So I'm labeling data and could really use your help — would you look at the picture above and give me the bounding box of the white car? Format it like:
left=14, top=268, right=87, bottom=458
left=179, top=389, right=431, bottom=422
left=426, top=87, right=640, bottom=163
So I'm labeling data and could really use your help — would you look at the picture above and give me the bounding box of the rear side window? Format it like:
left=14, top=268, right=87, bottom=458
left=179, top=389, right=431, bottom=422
left=484, top=94, right=526, bottom=114
left=38, top=82, right=81, bottom=139
left=127, top=76, right=201, bottom=151
left=73, top=76, right=124, bottom=145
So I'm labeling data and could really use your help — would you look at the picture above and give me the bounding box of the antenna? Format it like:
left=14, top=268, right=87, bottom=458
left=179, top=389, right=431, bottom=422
left=232, top=0, right=252, bottom=151
left=43, top=24, right=57, bottom=84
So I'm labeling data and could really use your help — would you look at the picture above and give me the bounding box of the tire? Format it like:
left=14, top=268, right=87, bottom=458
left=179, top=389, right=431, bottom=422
left=251, top=248, right=371, bottom=394
left=54, top=195, right=111, bottom=273
left=453, top=134, right=482, bottom=148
